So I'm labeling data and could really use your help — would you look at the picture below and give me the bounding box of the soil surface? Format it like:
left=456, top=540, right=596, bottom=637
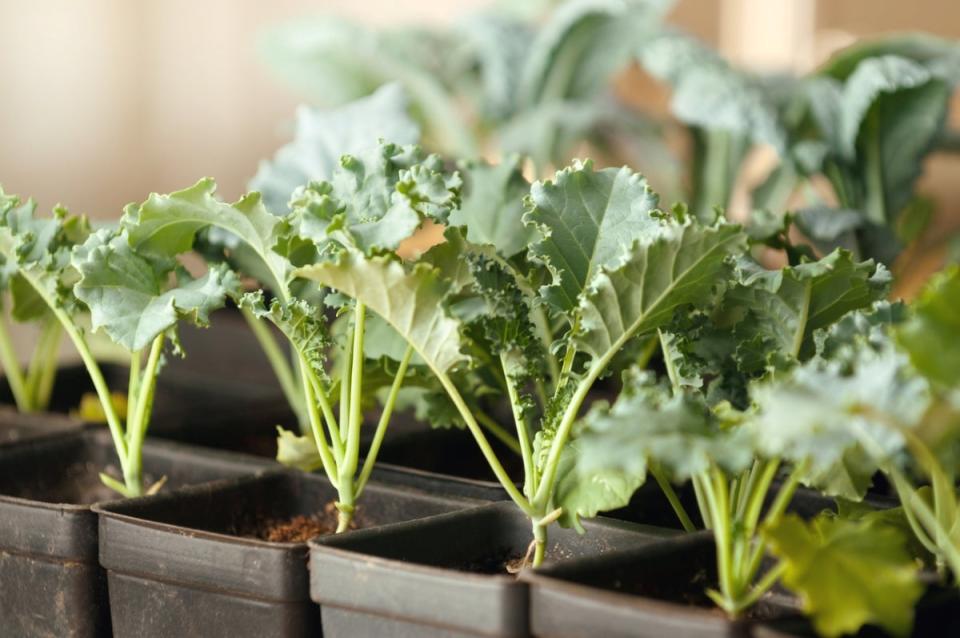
left=244, top=502, right=367, bottom=542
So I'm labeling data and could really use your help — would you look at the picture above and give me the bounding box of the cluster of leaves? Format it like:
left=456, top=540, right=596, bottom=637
left=0, top=188, right=237, bottom=496
left=641, top=29, right=960, bottom=268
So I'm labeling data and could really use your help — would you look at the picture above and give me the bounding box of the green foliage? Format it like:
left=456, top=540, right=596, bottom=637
left=896, top=266, right=960, bottom=387
left=765, top=513, right=923, bottom=638
left=250, top=83, right=420, bottom=213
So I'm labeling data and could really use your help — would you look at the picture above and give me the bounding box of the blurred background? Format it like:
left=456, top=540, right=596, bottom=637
left=0, top=0, right=957, bottom=238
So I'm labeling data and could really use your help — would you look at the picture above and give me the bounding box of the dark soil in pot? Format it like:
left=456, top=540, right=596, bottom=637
left=93, top=469, right=476, bottom=638
left=309, top=501, right=677, bottom=637
left=0, top=428, right=266, bottom=638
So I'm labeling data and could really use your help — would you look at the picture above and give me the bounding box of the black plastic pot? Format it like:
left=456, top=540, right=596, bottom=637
left=522, top=532, right=960, bottom=638
left=94, top=469, right=476, bottom=638
left=520, top=531, right=801, bottom=638
left=0, top=428, right=266, bottom=638
left=309, top=501, right=676, bottom=637
left=0, top=407, right=82, bottom=446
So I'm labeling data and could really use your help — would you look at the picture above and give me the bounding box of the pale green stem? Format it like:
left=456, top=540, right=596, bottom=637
left=334, top=302, right=367, bottom=534
left=650, top=464, right=696, bottom=533
left=532, top=520, right=548, bottom=568
left=338, top=318, right=353, bottom=444
left=742, top=462, right=803, bottom=588
left=24, top=317, right=62, bottom=411
left=241, top=307, right=305, bottom=430
left=126, top=350, right=141, bottom=436
left=501, top=353, right=536, bottom=499
left=355, top=345, right=414, bottom=500
left=475, top=411, right=523, bottom=456
left=50, top=304, right=127, bottom=470
left=123, top=334, right=165, bottom=496
left=434, top=370, right=533, bottom=516
left=304, top=365, right=343, bottom=464
left=531, top=304, right=560, bottom=388
left=0, top=315, right=29, bottom=411
left=300, top=354, right=340, bottom=489
left=692, top=474, right=714, bottom=531
left=705, top=467, right=736, bottom=609
left=659, top=329, right=682, bottom=395
left=553, top=317, right=580, bottom=395
left=533, top=357, right=609, bottom=510
left=341, top=303, right=366, bottom=482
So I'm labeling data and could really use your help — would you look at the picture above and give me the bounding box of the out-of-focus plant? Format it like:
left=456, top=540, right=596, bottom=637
left=257, top=0, right=681, bottom=188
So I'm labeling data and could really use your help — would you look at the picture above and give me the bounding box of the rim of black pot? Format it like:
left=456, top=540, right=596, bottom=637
left=517, top=530, right=743, bottom=624
left=92, top=470, right=322, bottom=549
left=310, top=502, right=522, bottom=584
left=93, top=468, right=476, bottom=550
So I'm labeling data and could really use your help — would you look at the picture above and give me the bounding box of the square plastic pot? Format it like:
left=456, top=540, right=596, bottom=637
left=519, top=531, right=801, bottom=638
left=0, top=428, right=266, bottom=638
left=94, top=470, right=477, bottom=638
left=309, top=501, right=677, bottom=637
left=521, top=531, right=960, bottom=638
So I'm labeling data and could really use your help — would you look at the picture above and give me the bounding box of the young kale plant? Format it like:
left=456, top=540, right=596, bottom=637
left=298, top=159, right=747, bottom=563
left=0, top=191, right=237, bottom=496
left=570, top=221, right=915, bottom=634
left=753, top=266, right=960, bottom=590
left=0, top=189, right=67, bottom=412
left=122, top=142, right=461, bottom=531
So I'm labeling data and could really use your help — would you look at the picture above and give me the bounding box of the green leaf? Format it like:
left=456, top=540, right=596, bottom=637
left=73, top=231, right=239, bottom=352
left=552, top=438, right=645, bottom=531
left=524, top=160, right=662, bottom=313
left=575, top=221, right=746, bottom=361
left=295, top=252, right=467, bottom=375
left=448, top=156, right=533, bottom=258
left=276, top=426, right=324, bottom=472
left=124, top=179, right=292, bottom=294
left=749, top=345, right=931, bottom=499
left=575, top=370, right=754, bottom=485
left=250, top=83, right=420, bottom=213
left=518, top=0, right=663, bottom=107
left=290, top=141, right=461, bottom=255
left=238, top=290, right=330, bottom=383
left=897, top=265, right=960, bottom=387
left=764, top=513, right=923, bottom=638
left=729, top=250, right=890, bottom=361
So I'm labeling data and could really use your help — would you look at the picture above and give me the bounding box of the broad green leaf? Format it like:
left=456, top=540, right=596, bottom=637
left=749, top=345, right=931, bottom=499
left=296, top=252, right=467, bottom=375
left=765, top=513, right=922, bottom=638
left=276, top=426, right=324, bottom=472
left=639, top=29, right=788, bottom=152
left=897, top=266, right=960, bottom=388
left=524, top=160, right=661, bottom=313
left=73, top=231, right=239, bottom=352
left=518, top=0, right=662, bottom=107
left=839, top=55, right=938, bottom=159
left=574, top=370, right=754, bottom=485
left=552, top=438, right=645, bottom=531
left=729, top=250, right=890, bottom=361
left=290, top=142, right=461, bottom=255
left=452, top=13, right=531, bottom=120
left=448, top=156, right=533, bottom=258
left=124, top=179, right=291, bottom=294
left=250, top=83, right=420, bottom=214
left=259, top=16, right=476, bottom=157
left=575, top=222, right=746, bottom=361
left=821, top=32, right=960, bottom=81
